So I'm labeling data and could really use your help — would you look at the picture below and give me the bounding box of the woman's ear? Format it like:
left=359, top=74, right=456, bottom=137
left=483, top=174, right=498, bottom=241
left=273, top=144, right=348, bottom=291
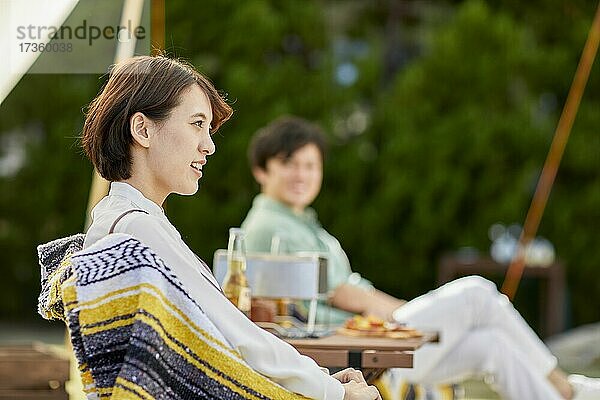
left=129, top=112, right=150, bottom=148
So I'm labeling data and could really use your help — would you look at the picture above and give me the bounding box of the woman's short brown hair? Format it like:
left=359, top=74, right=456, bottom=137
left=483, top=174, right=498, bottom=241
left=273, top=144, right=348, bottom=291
left=81, top=55, right=233, bottom=181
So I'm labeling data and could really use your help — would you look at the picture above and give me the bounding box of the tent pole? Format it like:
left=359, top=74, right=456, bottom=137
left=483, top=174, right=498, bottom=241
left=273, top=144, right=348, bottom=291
left=501, top=2, right=600, bottom=300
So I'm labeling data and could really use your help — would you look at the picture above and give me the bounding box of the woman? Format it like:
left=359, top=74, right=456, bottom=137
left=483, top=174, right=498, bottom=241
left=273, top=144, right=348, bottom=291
left=81, top=55, right=380, bottom=400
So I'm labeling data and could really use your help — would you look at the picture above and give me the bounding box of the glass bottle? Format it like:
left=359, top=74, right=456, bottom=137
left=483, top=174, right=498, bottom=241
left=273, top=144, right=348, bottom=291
left=270, top=233, right=290, bottom=318
left=223, top=228, right=251, bottom=317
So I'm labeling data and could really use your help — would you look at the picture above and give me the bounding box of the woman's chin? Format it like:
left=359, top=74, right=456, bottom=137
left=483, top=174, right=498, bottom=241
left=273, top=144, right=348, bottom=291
left=175, top=183, right=200, bottom=196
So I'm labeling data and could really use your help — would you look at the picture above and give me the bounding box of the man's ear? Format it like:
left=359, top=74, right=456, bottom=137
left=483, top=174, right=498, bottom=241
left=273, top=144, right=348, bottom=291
left=252, top=166, right=268, bottom=186
left=129, top=112, right=151, bottom=148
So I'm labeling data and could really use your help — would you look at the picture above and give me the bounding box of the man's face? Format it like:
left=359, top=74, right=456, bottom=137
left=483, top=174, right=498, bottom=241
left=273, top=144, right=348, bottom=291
left=255, top=143, right=323, bottom=213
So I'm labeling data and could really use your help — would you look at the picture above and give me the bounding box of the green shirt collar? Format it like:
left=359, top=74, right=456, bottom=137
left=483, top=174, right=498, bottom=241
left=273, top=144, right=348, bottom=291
left=252, top=194, right=320, bottom=226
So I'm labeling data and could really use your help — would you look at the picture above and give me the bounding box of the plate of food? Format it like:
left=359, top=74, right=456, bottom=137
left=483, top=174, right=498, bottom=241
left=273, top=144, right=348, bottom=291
left=337, top=315, right=423, bottom=339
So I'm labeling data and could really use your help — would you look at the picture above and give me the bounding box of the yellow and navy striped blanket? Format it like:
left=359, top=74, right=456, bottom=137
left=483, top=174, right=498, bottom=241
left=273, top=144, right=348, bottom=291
left=38, top=233, right=306, bottom=399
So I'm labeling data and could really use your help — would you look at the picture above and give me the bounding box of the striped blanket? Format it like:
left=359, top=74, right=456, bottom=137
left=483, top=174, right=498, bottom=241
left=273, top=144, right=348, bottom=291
left=38, top=233, right=307, bottom=400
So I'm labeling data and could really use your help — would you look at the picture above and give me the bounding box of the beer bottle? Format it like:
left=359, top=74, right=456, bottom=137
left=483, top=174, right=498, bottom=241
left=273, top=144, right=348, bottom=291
left=223, top=228, right=251, bottom=317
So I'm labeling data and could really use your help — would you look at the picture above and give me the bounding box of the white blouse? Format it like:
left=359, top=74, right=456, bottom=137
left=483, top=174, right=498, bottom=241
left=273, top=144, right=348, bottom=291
left=84, top=182, right=344, bottom=400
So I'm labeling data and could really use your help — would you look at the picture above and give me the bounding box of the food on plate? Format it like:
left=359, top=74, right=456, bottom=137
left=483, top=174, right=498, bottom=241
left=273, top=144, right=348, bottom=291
left=338, top=315, right=423, bottom=339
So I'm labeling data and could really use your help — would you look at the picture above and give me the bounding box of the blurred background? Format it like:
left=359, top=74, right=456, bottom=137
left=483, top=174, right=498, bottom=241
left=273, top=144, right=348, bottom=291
left=0, top=0, right=599, bottom=391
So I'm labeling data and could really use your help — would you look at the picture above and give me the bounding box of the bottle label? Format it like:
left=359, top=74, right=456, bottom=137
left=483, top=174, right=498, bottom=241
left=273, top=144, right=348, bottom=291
left=237, top=287, right=251, bottom=312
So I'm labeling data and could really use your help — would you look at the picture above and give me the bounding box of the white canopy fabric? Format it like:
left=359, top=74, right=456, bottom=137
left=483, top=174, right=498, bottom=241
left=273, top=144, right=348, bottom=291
left=0, top=0, right=146, bottom=105
left=0, top=0, right=80, bottom=105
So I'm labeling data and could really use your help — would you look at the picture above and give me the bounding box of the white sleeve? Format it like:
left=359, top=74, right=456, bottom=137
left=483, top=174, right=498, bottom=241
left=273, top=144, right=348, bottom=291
left=213, top=295, right=345, bottom=399
left=119, top=215, right=345, bottom=400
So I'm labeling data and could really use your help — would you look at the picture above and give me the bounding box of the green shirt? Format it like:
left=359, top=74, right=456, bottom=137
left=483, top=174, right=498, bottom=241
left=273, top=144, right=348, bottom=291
left=241, top=194, right=372, bottom=324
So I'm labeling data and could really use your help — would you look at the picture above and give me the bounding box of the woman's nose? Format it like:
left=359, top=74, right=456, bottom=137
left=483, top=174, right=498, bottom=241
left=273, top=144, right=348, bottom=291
left=200, top=133, right=215, bottom=155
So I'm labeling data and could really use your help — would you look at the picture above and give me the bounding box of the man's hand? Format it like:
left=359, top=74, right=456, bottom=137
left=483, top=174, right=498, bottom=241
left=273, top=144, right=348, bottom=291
left=332, top=368, right=381, bottom=400
left=331, top=284, right=406, bottom=321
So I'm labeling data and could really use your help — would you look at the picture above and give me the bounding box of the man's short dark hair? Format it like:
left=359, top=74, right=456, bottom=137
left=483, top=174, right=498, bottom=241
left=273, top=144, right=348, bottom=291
left=81, top=55, right=233, bottom=181
left=248, top=116, right=327, bottom=170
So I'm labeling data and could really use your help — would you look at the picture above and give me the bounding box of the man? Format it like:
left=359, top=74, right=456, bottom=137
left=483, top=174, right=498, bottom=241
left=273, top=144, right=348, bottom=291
left=241, top=116, right=600, bottom=400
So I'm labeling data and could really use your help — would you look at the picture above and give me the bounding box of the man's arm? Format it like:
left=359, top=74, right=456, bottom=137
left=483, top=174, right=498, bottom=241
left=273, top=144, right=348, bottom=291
left=330, top=284, right=406, bottom=321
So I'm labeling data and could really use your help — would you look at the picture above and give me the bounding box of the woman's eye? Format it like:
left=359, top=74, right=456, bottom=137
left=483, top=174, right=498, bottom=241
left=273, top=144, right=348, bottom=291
left=193, top=121, right=204, bottom=128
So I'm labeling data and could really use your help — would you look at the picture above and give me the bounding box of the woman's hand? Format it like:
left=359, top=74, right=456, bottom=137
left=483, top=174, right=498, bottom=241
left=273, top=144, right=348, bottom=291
left=333, top=368, right=381, bottom=400
left=341, top=380, right=381, bottom=400
left=332, top=368, right=368, bottom=385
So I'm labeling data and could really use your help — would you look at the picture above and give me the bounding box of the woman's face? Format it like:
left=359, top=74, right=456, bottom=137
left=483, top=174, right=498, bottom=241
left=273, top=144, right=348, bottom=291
left=145, top=84, right=215, bottom=202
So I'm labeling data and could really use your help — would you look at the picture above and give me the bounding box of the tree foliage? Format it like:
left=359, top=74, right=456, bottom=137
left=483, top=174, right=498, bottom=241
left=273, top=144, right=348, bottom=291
left=0, top=0, right=598, bottom=330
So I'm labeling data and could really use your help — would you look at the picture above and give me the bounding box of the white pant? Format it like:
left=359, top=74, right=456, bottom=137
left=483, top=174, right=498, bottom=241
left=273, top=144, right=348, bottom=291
left=391, top=276, right=562, bottom=400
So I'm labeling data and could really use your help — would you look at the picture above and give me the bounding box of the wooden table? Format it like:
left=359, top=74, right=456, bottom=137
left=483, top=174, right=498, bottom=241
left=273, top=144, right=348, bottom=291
left=286, top=332, right=438, bottom=382
left=0, top=343, right=69, bottom=400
